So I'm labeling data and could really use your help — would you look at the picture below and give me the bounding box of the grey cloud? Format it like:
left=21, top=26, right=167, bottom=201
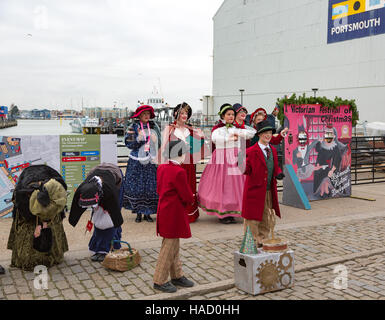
left=0, top=0, right=223, bottom=110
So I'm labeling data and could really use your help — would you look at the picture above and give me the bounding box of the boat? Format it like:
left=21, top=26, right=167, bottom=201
left=69, top=118, right=83, bottom=133
left=364, top=122, right=385, bottom=137
left=138, top=87, right=173, bottom=126
left=69, top=117, right=101, bottom=134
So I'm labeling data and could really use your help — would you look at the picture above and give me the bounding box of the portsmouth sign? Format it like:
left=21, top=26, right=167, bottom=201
left=328, top=0, right=385, bottom=43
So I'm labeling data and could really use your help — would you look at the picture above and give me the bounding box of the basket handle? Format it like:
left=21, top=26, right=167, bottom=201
left=110, top=240, right=133, bottom=254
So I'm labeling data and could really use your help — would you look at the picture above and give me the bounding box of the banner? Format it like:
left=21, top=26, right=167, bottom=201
left=283, top=105, right=352, bottom=201
left=0, top=135, right=117, bottom=218
left=328, top=0, right=385, bottom=43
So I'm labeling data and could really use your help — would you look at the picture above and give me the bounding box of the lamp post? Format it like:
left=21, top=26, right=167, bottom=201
left=312, top=88, right=318, bottom=98
left=239, top=89, right=245, bottom=106
left=205, top=95, right=210, bottom=126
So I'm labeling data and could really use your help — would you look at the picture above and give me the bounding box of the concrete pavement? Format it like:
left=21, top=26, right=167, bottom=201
left=0, top=182, right=385, bottom=300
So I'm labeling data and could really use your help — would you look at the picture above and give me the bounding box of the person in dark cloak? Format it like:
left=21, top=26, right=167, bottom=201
left=7, top=165, right=68, bottom=271
left=69, top=163, right=124, bottom=262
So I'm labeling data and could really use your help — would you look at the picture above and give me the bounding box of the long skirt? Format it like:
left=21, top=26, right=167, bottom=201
left=197, top=147, right=245, bottom=219
left=7, top=212, right=68, bottom=271
left=89, top=226, right=122, bottom=254
left=181, top=163, right=199, bottom=223
left=122, top=158, right=158, bottom=215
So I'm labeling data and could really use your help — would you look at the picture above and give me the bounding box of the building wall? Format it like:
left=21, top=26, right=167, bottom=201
left=213, top=0, right=385, bottom=122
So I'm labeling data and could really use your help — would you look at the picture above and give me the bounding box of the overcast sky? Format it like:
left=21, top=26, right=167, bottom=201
left=0, top=0, right=223, bottom=111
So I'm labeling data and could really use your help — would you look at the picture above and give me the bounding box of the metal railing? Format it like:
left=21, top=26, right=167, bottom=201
left=117, top=135, right=385, bottom=190
left=351, top=136, right=385, bottom=185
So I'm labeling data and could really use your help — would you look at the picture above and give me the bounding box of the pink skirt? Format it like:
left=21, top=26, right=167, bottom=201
left=197, top=147, right=245, bottom=218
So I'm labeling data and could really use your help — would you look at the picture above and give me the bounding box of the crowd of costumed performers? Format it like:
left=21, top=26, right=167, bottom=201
left=1, top=102, right=288, bottom=294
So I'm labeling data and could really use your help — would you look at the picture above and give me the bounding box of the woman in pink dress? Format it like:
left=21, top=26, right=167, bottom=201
left=197, top=104, right=256, bottom=224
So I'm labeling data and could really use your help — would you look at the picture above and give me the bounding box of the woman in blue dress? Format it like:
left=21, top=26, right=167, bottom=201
left=123, top=105, right=161, bottom=222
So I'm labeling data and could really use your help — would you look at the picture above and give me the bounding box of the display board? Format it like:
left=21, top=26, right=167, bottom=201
left=283, top=105, right=352, bottom=204
left=328, top=0, right=385, bottom=44
left=0, top=135, right=117, bottom=218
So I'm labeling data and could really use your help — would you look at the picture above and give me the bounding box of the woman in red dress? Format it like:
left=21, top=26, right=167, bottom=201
left=160, top=102, right=205, bottom=223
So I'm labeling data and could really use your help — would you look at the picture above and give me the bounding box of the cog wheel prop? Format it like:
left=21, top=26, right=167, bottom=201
left=256, top=260, right=280, bottom=292
left=279, top=272, right=293, bottom=288
left=278, top=253, right=293, bottom=271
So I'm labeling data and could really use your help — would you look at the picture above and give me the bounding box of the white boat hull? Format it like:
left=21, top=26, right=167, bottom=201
left=365, top=122, right=385, bottom=136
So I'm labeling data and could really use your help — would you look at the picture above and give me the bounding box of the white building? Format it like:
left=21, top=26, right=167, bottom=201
left=209, top=0, right=385, bottom=123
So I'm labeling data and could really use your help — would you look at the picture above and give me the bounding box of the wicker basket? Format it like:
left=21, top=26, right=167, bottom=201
left=101, top=240, right=141, bottom=272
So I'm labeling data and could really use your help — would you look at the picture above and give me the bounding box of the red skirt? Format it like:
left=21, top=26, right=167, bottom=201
left=181, top=163, right=199, bottom=223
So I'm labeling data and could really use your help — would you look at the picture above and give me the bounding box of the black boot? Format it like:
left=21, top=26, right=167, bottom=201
left=0, top=265, right=5, bottom=275
left=154, top=281, right=177, bottom=293
left=171, top=276, right=194, bottom=288
left=135, top=213, right=142, bottom=223
left=143, top=215, right=153, bottom=222
left=219, top=217, right=232, bottom=224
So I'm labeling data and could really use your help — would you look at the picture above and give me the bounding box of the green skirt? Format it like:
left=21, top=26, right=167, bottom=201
left=7, top=212, right=69, bottom=271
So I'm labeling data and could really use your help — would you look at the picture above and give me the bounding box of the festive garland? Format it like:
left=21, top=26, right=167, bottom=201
left=276, top=93, right=359, bottom=127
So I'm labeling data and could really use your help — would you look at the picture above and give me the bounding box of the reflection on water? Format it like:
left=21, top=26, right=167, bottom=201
left=0, top=119, right=75, bottom=135
left=0, top=119, right=128, bottom=156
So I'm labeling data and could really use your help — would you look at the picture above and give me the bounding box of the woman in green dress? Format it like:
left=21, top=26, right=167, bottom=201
left=7, top=165, right=69, bottom=271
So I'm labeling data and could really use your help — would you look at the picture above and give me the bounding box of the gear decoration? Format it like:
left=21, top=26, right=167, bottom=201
left=279, top=272, right=293, bottom=288
left=256, top=260, right=280, bottom=292
left=278, top=252, right=293, bottom=271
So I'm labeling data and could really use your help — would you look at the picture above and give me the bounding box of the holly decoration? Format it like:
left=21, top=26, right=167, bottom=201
left=276, top=93, right=359, bottom=127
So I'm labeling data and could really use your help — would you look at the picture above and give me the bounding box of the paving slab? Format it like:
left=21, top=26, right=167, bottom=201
left=1, top=182, right=385, bottom=300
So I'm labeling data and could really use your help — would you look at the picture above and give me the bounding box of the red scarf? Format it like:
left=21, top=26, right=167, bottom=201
left=234, top=121, right=245, bottom=129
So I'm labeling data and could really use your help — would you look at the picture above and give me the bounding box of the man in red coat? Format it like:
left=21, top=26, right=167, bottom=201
left=241, top=120, right=285, bottom=246
left=153, top=139, right=195, bottom=293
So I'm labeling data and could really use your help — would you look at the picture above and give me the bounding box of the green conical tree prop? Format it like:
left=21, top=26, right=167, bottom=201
left=240, top=226, right=258, bottom=255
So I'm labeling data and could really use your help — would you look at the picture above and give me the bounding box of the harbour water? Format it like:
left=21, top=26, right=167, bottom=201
left=0, top=119, right=75, bottom=136
left=0, top=119, right=128, bottom=157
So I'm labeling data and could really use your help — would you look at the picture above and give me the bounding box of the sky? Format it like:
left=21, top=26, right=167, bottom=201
left=0, top=0, right=224, bottom=111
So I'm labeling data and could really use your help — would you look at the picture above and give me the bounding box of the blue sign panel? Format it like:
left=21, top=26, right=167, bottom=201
left=328, top=0, right=385, bottom=43
left=0, top=106, right=8, bottom=115
left=81, top=151, right=100, bottom=156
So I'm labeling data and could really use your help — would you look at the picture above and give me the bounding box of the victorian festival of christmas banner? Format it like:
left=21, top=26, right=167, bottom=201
left=284, top=104, right=352, bottom=201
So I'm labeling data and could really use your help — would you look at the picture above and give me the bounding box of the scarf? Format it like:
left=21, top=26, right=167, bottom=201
left=234, top=121, right=245, bottom=129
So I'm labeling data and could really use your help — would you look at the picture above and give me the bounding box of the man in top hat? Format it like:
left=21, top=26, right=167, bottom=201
left=241, top=120, right=285, bottom=246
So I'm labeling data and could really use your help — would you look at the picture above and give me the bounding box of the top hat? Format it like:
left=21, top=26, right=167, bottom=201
left=130, top=105, right=155, bottom=119
left=256, top=119, right=276, bottom=135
